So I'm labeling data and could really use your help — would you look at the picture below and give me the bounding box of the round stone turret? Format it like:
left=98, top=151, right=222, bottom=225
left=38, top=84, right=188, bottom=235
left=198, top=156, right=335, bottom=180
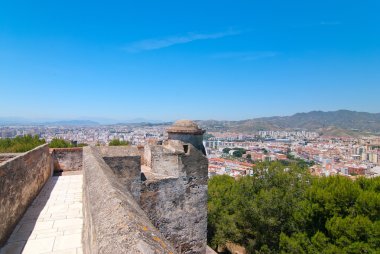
left=167, top=120, right=206, bottom=155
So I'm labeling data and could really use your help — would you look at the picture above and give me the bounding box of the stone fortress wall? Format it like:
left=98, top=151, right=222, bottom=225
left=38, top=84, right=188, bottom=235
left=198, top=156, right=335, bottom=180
left=51, top=147, right=83, bottom=173
left=141, top=140, right=208, bottom=253
left=0, top=144, right=52, bottom=245
left=83, top=120, right=209, bottom=253
left=82, top=146, right=177, bottom=254
left=0, top=120, right=210, bottom=254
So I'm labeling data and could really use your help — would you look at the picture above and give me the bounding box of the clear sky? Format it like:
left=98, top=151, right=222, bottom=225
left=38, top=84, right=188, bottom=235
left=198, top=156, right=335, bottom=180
left=1, top=0, right=379, bottom=121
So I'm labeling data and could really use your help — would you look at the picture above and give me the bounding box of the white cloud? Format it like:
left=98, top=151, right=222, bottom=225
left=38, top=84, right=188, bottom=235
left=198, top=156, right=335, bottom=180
left=212, top=51, right=278, bottom=61
left=124, top=30, right=241, bottom=53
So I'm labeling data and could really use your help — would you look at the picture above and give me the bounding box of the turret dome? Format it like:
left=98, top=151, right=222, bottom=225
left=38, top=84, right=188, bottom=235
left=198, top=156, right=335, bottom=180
left=167, top=120, right=205, bottom=135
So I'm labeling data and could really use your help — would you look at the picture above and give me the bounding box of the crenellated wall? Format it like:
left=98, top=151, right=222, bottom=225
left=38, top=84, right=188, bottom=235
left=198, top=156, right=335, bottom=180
left=0, top=144, right=52, bottom=246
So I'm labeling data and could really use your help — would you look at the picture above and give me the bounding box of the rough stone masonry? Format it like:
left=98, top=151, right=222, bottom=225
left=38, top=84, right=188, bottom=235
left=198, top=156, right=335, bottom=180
left=0, top=120, right=209, bottom=254
left=141, top=120, right=208, bottom=253
left=141, top=141, right=208, bottom=253
left=82, top=120, right=208, bottom=253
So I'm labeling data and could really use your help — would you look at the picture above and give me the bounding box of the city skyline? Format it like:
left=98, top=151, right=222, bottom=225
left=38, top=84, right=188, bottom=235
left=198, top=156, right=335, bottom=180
left=1, top=1, right=379, bottom=120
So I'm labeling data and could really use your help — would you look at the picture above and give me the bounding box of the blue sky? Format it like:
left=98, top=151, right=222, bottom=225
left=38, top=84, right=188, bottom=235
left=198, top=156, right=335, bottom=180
left=0, top=0, right=379, bottom=121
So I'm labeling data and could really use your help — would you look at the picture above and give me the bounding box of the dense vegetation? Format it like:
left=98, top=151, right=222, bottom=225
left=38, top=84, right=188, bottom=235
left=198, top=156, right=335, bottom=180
left=49, top=138, right=88, bottom=148
left=222, top=148, right=247, bottom=158
left=0, top=135, right=45, bottom=153
left=208, top=161, right=380, bottom=253
left=108, top=139, right=129, bottom=146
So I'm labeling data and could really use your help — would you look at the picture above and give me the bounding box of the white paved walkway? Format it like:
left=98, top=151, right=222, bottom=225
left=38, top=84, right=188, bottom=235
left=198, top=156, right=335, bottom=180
left=0, top=174, right=83, bottom=254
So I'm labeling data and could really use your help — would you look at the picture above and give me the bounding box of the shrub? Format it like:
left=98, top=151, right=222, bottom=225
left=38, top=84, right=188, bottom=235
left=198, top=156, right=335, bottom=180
left=108, top=139, right=129, bottom=146
left=49, top=138, right=73, bottom=148
left=0, top=135, right=45, bottom=153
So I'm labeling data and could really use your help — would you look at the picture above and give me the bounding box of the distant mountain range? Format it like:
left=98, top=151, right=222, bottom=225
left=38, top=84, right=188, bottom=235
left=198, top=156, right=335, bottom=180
left=1, top=110, right=380, bottom=136
left=197, top=110, right=380, bottom=137
left=0, top=117, right=163, bottom=126
left=44, top=120, right=100, bottom=126
left=0, top=118, right=100, bottom=126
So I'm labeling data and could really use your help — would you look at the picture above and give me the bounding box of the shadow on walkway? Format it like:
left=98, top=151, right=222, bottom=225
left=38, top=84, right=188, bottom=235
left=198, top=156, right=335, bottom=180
left=0, top=176, right=59, bottom=254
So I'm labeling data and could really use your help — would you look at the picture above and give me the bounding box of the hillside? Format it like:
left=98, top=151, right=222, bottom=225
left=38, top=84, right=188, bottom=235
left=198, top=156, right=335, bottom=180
left=197, top=110, right=380, bottom=136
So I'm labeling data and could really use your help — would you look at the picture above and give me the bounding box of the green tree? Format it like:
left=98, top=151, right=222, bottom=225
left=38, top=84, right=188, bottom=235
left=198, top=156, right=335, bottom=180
left=208, top=162, right=380, bottom=253
left=0, top=135, right=45, bottom=153
left=233, top=150, right=243, bottom=157
left=223, top=148, right=232, bottom=154
left=49, top=138, right=73, bottom=148
left=108, top=139, right=129, bottom=146
left=208, top=161, right=312, bottom=252
left=279, top=176, right=380, bottom=254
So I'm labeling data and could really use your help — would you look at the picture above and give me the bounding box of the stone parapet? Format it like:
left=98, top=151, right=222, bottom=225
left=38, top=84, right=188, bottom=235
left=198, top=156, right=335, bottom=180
left=97, top=146, right=141, bottom=203
left=0, top=144, right=52, bottom=246
left=82, top=146, right=176, bottom=254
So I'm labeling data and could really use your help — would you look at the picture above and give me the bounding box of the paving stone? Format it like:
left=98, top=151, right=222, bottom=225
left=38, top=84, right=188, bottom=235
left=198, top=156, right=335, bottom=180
left=53, top=234, right=82, bottom=251
left=46, top=248, right=77, bottom=254
left=53, top=218, right=82, bottom=229
left=63, top=228, right=82, bottom=235
left=22, top=237, right=55, bottom=253
left=1, top=174, right=83, bottom=254
left=17, top=221, right=54, bottom=234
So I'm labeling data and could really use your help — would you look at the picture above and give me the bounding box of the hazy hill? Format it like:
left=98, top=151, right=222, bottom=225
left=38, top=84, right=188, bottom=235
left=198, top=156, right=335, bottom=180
left=197, top=110, right=380, bottom=136
left=42, top=120, right=100, bottom=126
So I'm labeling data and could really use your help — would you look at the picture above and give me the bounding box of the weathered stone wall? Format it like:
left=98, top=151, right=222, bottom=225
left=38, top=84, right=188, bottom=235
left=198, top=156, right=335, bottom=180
left=137, top=145, right=145, bottom=165
left=143, top=145, right=152, bottom=168
left=0, top=154, right=19, bottom=164
left=167, top=133, right=206, bottom=155
left=0, top=144, right=52, bottom=246
left=96, top=146, right=140, bottom=157
left=51, top=148, right=83, bottom=172
left=95, top=146, right=141, bottom=202
left=141, top=141, right=208, bottom=254
left=82, top=146, right=176, bottom=254
left=144, top=145, right=181, bottom=177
